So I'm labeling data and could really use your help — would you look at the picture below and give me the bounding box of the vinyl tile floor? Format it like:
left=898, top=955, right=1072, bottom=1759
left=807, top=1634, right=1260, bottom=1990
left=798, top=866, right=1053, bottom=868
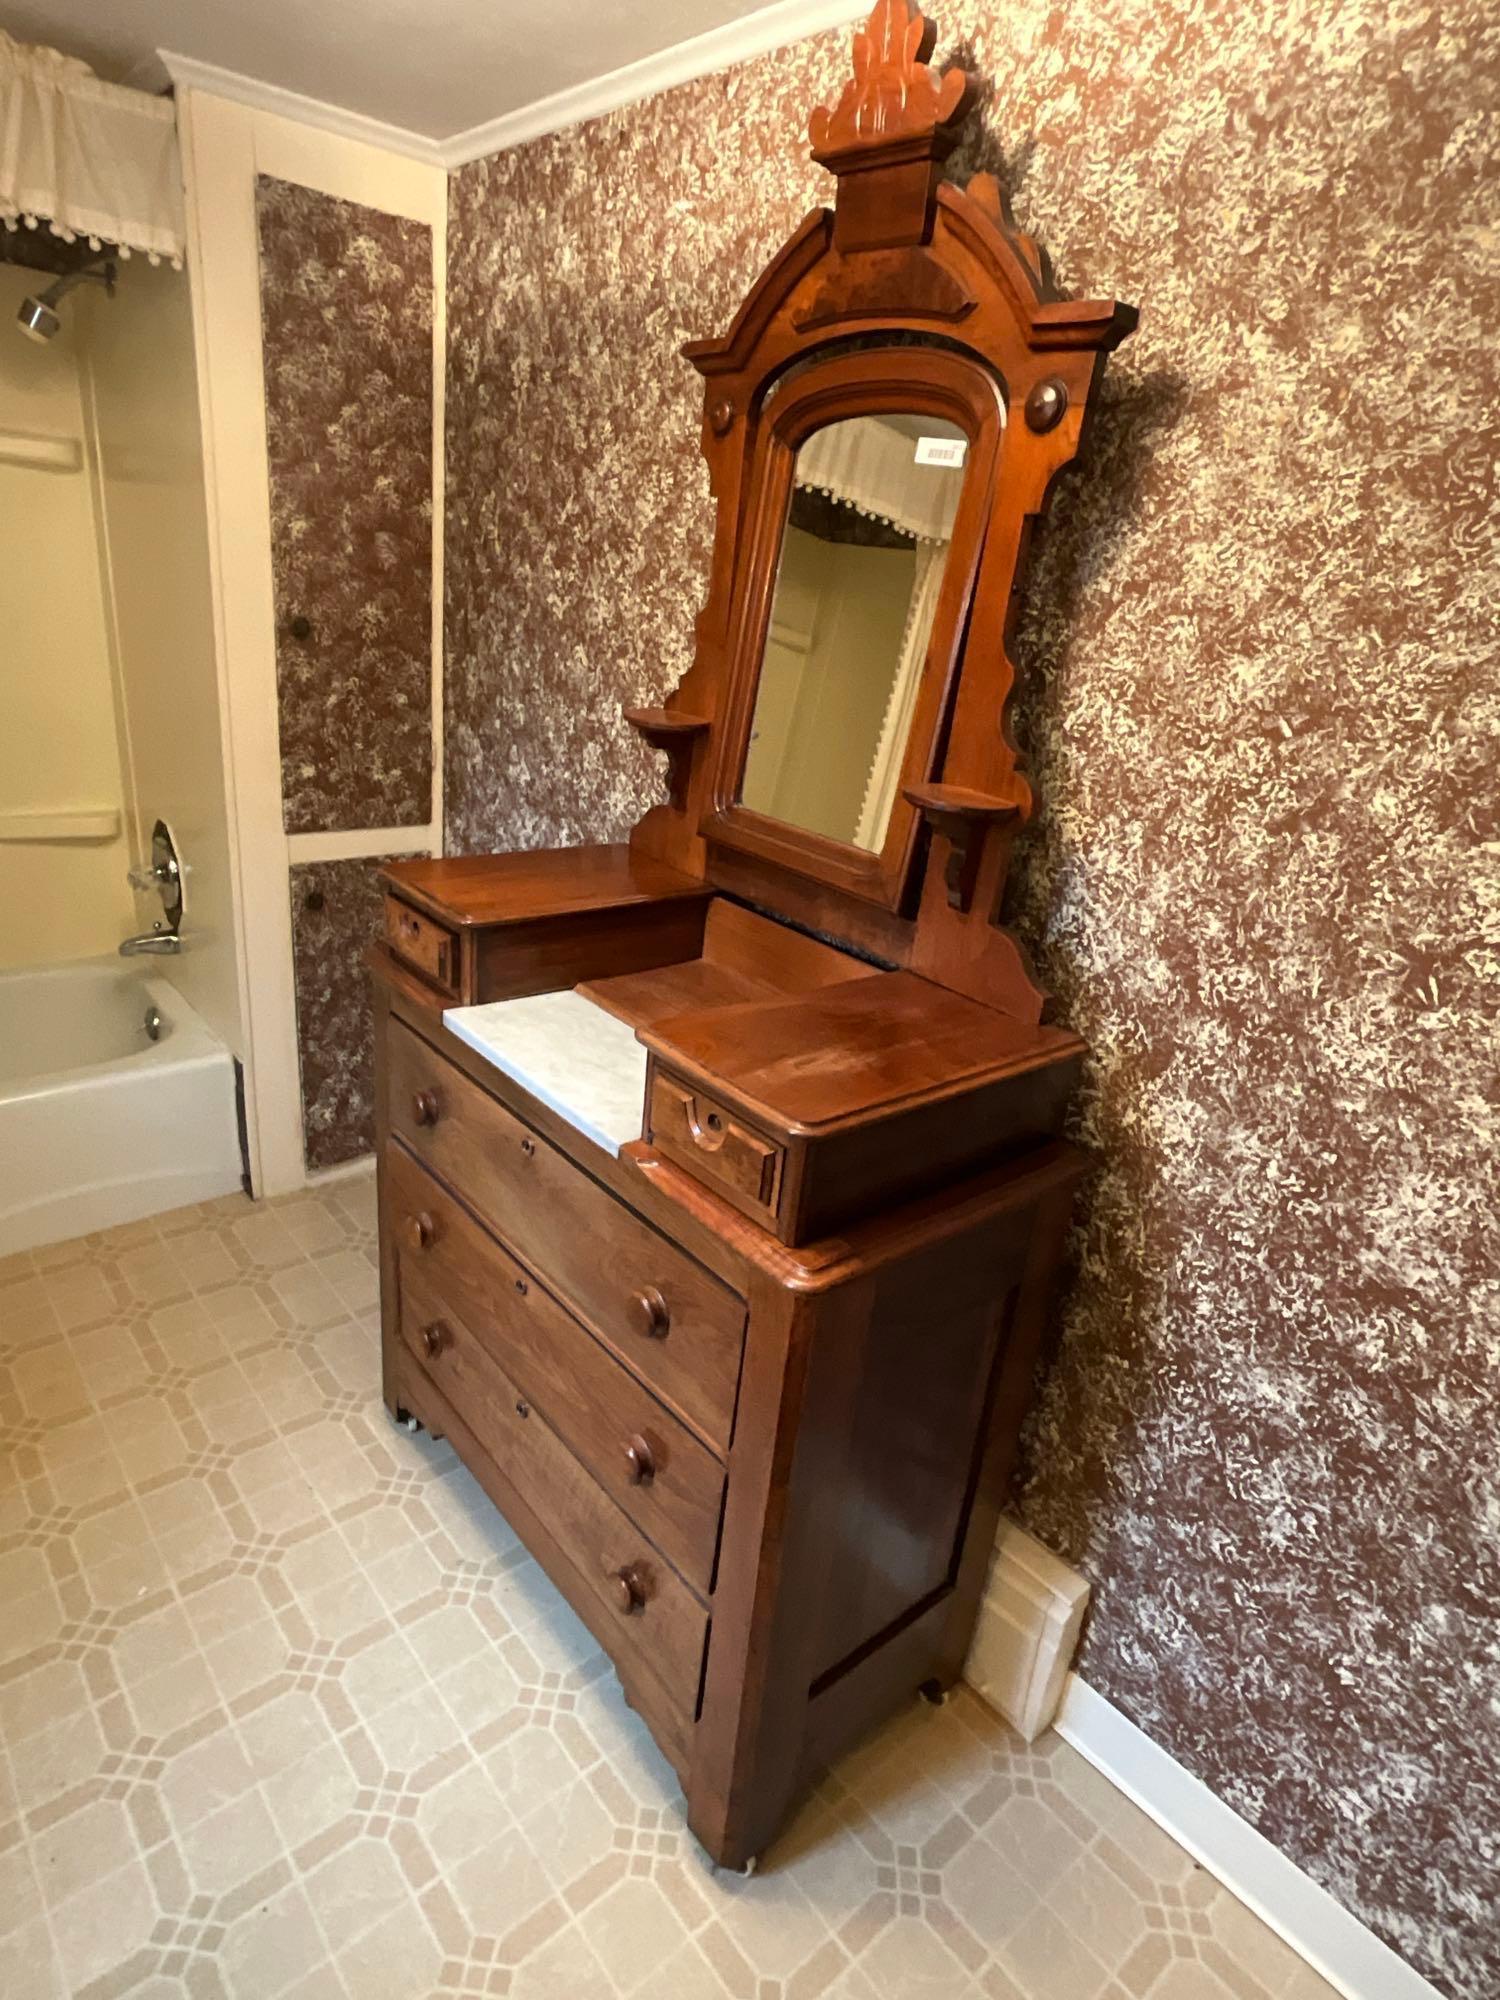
left=0, top=1172, right=1341, bottom=2000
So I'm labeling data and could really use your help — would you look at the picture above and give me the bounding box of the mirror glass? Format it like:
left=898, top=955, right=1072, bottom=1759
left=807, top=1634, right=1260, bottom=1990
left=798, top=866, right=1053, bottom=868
left=740, top=413, right=969, bottom=851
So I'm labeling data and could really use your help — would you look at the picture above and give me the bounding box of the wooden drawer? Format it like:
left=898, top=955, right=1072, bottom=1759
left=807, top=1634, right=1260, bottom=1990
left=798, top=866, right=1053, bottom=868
left=395, top=1268, right=708, bottom=1739
left=387, top=1143, right=725, bottom=1593
left=389, top=1019, right=746, bottom=1449
left=384, top=894, right=459, bottom=995
left=647, top=1066, right=784, bottom=1228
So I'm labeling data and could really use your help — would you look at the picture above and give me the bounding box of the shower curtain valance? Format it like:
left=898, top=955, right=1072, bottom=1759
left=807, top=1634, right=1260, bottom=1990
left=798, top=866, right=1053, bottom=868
left=0, top=34, right=185, bottom=268
left=793, top=416, right=963, bottom=546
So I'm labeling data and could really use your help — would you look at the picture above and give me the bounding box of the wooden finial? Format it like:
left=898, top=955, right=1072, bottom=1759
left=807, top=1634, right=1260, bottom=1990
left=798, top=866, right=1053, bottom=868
left=809, top=0, right=972, bottom=160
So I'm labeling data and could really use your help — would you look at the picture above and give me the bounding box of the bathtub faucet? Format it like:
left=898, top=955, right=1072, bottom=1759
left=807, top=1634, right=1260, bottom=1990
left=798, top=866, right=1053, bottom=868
left=119, top=927, right=181, bottom=957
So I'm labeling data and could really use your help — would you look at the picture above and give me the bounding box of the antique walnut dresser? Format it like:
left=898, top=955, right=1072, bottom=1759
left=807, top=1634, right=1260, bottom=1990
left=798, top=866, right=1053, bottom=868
left=372, top=0, right=1135, bottom=1871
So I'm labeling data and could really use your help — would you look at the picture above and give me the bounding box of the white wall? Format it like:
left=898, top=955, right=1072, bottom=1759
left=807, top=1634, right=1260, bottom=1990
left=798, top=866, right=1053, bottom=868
left=0, top=266, right=136, bottom=969
left=175, top=87, right=446, bottom=1193
left=79, top=261, right=245, bottom=1058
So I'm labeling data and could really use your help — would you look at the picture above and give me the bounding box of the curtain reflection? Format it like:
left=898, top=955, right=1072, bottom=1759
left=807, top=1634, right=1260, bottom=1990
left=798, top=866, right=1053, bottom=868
left=741, top=414, right=968, bottom=850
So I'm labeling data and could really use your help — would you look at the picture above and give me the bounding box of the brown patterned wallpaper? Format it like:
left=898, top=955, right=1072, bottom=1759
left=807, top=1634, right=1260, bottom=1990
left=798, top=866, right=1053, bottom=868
left=443, top=7, right=1499, bottom=1995
left=258, top=177, right=434, bottom=835
left=290, top=856, right=424, bottom=1171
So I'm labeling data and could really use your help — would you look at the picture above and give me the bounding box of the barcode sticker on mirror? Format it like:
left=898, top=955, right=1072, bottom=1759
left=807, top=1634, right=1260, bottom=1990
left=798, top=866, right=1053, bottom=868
left=915, top=436, right=968, bottom=468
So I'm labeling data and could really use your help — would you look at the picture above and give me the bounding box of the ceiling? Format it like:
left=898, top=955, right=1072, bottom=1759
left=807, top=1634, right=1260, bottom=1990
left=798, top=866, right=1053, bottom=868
left=1, top=0, right=857, bottom=152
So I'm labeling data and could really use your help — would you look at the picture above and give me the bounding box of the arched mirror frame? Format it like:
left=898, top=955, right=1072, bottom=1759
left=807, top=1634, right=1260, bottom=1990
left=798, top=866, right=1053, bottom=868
left=626, top=0, right=1136, bottom=1021
left=705, top=345, right=1007, bottom=912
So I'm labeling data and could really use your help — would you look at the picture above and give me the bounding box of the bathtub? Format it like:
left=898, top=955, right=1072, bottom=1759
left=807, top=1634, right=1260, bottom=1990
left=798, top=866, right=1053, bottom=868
left=0, top=959, right=245, bottom=1257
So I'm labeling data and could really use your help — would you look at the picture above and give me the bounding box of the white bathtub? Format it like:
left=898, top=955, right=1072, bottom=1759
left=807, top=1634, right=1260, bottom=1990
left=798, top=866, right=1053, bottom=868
left=0, top=959, right=245, bottom=1256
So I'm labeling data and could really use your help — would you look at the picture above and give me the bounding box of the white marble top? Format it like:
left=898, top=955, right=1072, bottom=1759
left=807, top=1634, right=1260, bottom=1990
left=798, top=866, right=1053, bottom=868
left=442, top=990, right=648, bottom=1157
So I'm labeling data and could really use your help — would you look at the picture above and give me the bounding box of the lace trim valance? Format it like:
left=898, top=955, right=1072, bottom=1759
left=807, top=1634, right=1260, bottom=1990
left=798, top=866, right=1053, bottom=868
left=1, top=33, right=186, bottom=268
left=793, top=415, right=963, bottom=546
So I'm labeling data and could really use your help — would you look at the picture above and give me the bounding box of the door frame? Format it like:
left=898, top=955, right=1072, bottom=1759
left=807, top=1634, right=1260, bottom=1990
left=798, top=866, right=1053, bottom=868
left=173, top=85, right=447, bottom=1195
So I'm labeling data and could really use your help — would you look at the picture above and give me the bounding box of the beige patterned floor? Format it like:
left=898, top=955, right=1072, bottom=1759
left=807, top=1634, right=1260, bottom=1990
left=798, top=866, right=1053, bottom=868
left=0, top=1174, right=1341, bottom=2000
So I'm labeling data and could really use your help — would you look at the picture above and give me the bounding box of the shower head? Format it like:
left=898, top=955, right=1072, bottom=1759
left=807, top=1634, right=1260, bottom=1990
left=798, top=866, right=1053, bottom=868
left=16, top=292, right=61, bottom=342
left=16, top=260, right=116, bottom=343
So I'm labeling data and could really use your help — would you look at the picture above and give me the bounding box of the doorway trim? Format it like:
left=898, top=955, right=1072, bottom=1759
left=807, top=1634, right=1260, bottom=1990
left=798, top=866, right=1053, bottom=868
left=174, top=84, right=446, bottom=1196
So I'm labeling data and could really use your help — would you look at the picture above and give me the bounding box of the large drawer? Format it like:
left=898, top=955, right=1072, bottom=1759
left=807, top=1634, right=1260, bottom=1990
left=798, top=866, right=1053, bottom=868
left=388, top=1018, right=746, bottom=1449
left=394, top=1268, right=708, bottom=1744
left=387, top=1144, right=725, bottom=1594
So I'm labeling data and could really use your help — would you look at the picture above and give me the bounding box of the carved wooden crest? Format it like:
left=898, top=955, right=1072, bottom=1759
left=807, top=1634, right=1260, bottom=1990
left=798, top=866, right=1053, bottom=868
left=809, top=0, right=973, bottom=160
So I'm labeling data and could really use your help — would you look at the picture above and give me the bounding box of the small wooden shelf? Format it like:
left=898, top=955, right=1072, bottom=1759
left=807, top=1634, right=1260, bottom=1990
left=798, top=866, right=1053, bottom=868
left=623, top=707, right=711, bottom=741
left=902, top=783, right=1020, bottom=911
left=624, top=708, right=711, bottom=809
left=902, top=782, right=1019, bottom=824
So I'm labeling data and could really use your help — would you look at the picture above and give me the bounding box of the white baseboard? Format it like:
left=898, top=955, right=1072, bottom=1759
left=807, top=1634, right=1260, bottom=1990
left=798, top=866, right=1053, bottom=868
left=1053, top=1675, right=1442, bottom=2000
left=305, top=1154, right=376, bottom=1189
left=965, top=1521, right=1090, bottom=1741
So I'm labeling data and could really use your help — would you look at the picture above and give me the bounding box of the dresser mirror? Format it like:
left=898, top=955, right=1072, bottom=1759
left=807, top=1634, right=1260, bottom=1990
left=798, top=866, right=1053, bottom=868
left=740, top=412, right=969, bottom=852
left=703, top=344, right=1007, bottom=917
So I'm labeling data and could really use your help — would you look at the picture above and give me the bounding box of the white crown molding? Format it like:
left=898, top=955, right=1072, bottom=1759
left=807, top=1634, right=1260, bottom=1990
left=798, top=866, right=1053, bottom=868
left=1053, top=1675, right=1444, bottom=2000
left=437, top=0, right=867, bottom=168
left=157, top=50, right=446, bottom=167
left=160, top=4, right=867, bottom=174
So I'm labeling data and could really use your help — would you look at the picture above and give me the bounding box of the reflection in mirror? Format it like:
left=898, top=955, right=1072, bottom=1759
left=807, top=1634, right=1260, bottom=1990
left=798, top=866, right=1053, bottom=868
left=740, top=413, right=968, bottom=851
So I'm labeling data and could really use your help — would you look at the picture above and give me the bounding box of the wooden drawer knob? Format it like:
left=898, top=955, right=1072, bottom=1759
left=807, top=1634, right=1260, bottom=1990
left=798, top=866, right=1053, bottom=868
left=687, top=1103, right=727, bottom=1151
left=628, top=1287, right=670, bottom=1340
left=610, top=1564, right=646, bottom=1615
left=408, top=1211, right=436, bottom=1251
left=412, top=1088, right=441, bottom=1127
left=623, top=1434, right=655, bottom=1485
left=419, top=1320, right=447, bottom=1358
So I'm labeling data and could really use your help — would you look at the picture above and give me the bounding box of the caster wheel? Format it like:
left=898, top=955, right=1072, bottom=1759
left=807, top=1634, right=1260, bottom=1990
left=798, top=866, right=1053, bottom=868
left=918, top=1679, right=951, bottom=1707
left=712, top=1854, right=759, bottom=1878
left=389, top=1406, right=421, bottom=1434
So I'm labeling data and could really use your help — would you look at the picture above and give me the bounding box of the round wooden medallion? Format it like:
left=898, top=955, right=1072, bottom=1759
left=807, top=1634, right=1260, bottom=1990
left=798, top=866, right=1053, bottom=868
left=1024, top=378, right=1068, bottom=432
